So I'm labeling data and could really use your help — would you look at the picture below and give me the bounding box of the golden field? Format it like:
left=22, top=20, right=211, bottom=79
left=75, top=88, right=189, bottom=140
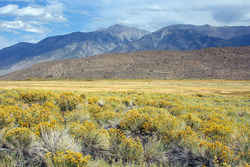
left=0, top=80, right=249, bottom=167
left=0, top=80, right=250, bottom=95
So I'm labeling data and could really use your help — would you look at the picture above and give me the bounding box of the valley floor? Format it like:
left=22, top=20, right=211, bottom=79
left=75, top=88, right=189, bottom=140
left=0, top=80, right=250, bottom=95
left=0, top=80, right=249, bottom=167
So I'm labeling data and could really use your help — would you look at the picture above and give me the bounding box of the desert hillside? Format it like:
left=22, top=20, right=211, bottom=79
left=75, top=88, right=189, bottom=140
left=1, top=46, right=250, bottom=80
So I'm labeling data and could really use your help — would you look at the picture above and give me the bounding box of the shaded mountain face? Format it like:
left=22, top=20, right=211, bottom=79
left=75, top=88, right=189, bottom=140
left=2, top=46, right=250, bottom=80
left=0, top=24, right=250, bottom=75
left=163, top=24, right=250, bottom=39
left=0, top=42, right=34, bottom=69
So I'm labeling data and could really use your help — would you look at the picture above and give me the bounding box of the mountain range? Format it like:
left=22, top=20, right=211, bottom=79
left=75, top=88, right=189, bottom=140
left=1, top=24, right=250, bottom=76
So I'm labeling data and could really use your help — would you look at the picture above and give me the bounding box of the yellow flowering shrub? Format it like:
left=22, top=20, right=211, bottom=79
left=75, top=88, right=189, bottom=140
left=168, top=103, right=187, bottom=116
left=122, top=96, right=133, bottom=107
left=57, top=92, right=82, bottom=112
left=19, top=90, right=48, bottom=104
left=201, top=114, right=233, bottom=141
left=0, top=110, right=14, bottom=129
left=9, top=104, right=52, bottom=128
left=108, top=128, right=126, bottom=146
left=106, top=97, right=120, bottom=104
left=199, top=141, right=234, bottom=165
left=46, top=150, right=90, bottom=167
left=69, top=121, right=97, bottom=139
left=152, top=112, right=184, bottom=144
left=108, top=128, right=143, bottom=163
left=1, top=97, right=18, bottom=105
left=180, top=113, right=202, bottom=130
left=119, top=109, right=155, bottom=135
left=43, top=101, right=60, bottom=112
left=119, top=137, right=144, bottom=163
left=34, top=121, right=62, bottom=136
left=174, top=126, right=204, bottom=155
left=87, top=97, right=99, bottom=105
left=4, top=127, right=34, bottom=149
left=69, top=121, right=110, bottom=158
left=87, top=104, right=103, bottom=115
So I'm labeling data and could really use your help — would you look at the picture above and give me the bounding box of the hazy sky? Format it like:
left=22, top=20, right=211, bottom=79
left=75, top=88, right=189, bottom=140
left=0, top=0, right=250, bottom=48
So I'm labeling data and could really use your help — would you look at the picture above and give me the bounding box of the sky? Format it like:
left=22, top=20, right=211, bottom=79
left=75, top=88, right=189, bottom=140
left=0, top=0, right=250, bottom=49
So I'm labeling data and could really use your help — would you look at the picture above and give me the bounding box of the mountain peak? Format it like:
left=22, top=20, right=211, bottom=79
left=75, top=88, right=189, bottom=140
left=106, top=24, right=146, bottom=33
left=109, top=24, right=128, bottom=29
left=99, top=24, right=149, bottom=42
left=104, top=24, right=149, bottom=33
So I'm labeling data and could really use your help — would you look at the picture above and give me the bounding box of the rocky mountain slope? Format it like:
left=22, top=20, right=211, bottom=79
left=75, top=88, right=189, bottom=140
left=1, top=24, right=250, bottom=76
left=2, top=46, right=250, bottom=80
left=114, top=25, right=250, bottom=53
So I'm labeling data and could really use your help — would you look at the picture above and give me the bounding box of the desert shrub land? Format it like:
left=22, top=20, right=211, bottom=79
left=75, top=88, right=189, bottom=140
left=0, top=81, right=249, bottom=167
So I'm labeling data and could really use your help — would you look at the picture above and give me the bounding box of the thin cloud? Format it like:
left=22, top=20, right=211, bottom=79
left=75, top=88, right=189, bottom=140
left=0, top=35, right=15, bottom=49
left=0, top=2, right=66, bottom=22
left=0, top=0, right=66, bottom=34
left=0, top=20, right=47, bottom=33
